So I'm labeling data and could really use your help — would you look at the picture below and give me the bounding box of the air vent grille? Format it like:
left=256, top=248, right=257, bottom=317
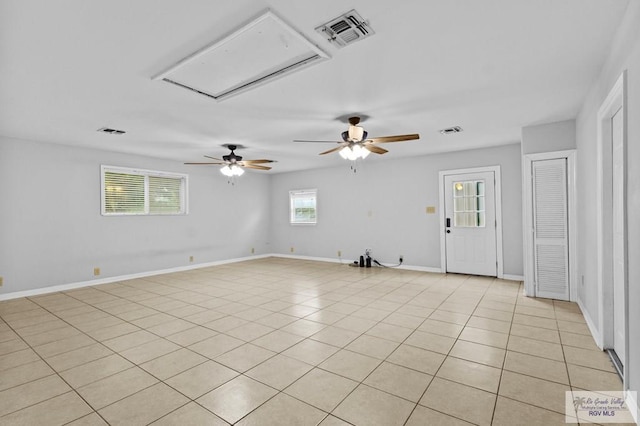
left=330, top=20, right=351, bottom=34
left=98, top=127, right=126, bottom=135
left=316, top=10, right=374, bottom=48
left=439, top=126, right=463, bottom=135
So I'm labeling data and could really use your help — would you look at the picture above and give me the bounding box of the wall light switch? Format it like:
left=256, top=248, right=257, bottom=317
left=426, top=206, right=436, bottom=214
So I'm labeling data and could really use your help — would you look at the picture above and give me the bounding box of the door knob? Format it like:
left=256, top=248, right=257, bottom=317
left=446, top=230, right=451, bottom=233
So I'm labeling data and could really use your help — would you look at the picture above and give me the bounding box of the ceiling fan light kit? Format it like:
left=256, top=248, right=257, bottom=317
left=339, top=144, right=370, bottom=160
left=220, top=164, right=244, bottom=177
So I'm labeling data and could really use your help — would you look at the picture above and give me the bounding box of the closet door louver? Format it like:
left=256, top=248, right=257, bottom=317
left=532, top=159, right=569, bottom=300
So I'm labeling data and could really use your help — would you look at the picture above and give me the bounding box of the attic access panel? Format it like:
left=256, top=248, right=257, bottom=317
left=153, top=10, right=329, bottom=101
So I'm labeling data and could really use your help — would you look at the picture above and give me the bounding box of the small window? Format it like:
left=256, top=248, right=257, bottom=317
left=101, top=165, right=188, bottom=216
left=453, top=180, right=485, bottom=227
left=290, top=189, right=317, bottom=224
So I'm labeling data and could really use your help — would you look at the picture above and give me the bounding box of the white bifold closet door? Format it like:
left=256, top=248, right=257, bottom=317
left=532, top=158, right=569, bottom=300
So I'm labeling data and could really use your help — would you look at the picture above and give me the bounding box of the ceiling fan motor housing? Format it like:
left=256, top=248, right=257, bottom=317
left=223, top=145, right=242, bottom=162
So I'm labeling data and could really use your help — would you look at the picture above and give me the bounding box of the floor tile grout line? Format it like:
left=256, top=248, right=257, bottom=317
left=487, top=278, right=519, bottom=426
left=401, top=274, right=496, bottom=426
left=1, top=259, right=607, bottom=425
left=0, top=310, right=113, bottom=423
left=142, top=269, right=439, bottom=423
left=205, top=270, right=461, bottom=424
left=0, top=283, right=245, bottom=423
left=282, top=276, right=445, bottom=424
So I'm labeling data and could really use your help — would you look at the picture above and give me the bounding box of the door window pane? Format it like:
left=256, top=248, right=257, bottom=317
left=452, top=179, right=486, bottom=228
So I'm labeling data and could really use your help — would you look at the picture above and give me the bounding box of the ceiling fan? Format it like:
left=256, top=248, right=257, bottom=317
left=184, top=145, right=274, bottom=176
left=294, top=116, right=420, bottom=160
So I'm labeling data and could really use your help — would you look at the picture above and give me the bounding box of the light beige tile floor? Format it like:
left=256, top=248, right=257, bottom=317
left=0, top=257, right=627, bottom=425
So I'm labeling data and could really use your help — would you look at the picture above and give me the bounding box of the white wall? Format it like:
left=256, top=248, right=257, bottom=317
left=0, top=137, right=271, bottom=294
left=269, top=144, right=523, bottom=276
left=521, top=119, right=575, bottom=154
left=575, top=0, right=640, bottom=402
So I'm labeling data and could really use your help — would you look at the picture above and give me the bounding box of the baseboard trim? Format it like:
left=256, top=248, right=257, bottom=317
left=626, top=390, right=638, bottom=424
left=0, top=254, right=451, bottom=301
left=396, top=264, right=442, bottom=273
left=0, top=254, right=272, bottom=301
left=502, top=274, right=524, bottom=281
left=577, top=297, right=603, bottom=350
left=270, top=253, right=348, bottom=265
left=270, top=254, right=442, bottom=273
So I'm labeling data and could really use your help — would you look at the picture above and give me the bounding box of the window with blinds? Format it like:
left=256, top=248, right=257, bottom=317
left=101, top=165, right=188, bottom=216
left=290, top=189, right=317, bottom=224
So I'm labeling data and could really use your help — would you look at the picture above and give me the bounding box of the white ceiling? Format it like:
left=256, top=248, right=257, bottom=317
left=0, top=0, right=629, bottom=173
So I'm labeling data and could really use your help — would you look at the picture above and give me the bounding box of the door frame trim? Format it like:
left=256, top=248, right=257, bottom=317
left=438, top=166, right=503, bottom=278
left=522, top=150, right=577, bottom=301
left=596, top=71, right=628, bottom=389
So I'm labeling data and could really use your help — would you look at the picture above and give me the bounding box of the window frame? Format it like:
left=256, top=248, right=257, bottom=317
left=289, top=189, right=317, bottom=225
left=101, top=165, right=189, bottom=216
left=452, top=179, right=486, bottom=228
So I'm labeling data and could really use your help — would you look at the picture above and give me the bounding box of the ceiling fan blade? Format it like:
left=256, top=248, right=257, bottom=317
left=363, top=144, right=388, bottom=155
left=294, top=140, right=343, bottom=143
left=241, top=163, right=271, bottom=170
left=367, top=133, right=420, bottom=143
left=184, top=162, right=227, bottom=165
left=241, top=159, right=275, bottom=164
left=319, top=144, right=348, bottom=155
left=204, top=155, right=225, bottom=161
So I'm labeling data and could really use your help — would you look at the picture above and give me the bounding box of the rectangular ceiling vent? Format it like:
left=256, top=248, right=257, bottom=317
left=316, top=10, right=375, bottom=48
left=439, top=126, right=463, bottom=135
left=97, top=127, right=126, bottom=135
left=153, top=10, right=329, bottom=102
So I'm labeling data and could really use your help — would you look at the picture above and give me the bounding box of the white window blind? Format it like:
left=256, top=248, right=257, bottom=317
left=101, top=165, right=188, bottom=216
left=290, top=189, right=317, bottom=224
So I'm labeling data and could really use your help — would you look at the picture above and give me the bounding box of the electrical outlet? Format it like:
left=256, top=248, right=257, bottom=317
left=189, top=256, right=194, bottom=263
left=337, top=250, right=342, bottom=257
left=93, top=267, right=100, bottom=276
left=251, top=247, right=255, bottom=254
left=0, top=276, right=3, bottom=287
left=290, top=247, right=294, bottom=253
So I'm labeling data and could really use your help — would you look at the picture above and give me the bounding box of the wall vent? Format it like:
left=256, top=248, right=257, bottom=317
left=97, top=127, right=126, bottom=135
left=316, top=10, right=375, bottom=48
left=153, top=10, right=329, bottom=102
left=439, top=126, right=463, bottom=135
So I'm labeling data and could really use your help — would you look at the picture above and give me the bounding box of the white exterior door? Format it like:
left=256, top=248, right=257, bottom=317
left=611, top=107, right=625, bottom=365
left=532, top=159, right=569, bottom=300
left=444, top=171, right=497, bottom=276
